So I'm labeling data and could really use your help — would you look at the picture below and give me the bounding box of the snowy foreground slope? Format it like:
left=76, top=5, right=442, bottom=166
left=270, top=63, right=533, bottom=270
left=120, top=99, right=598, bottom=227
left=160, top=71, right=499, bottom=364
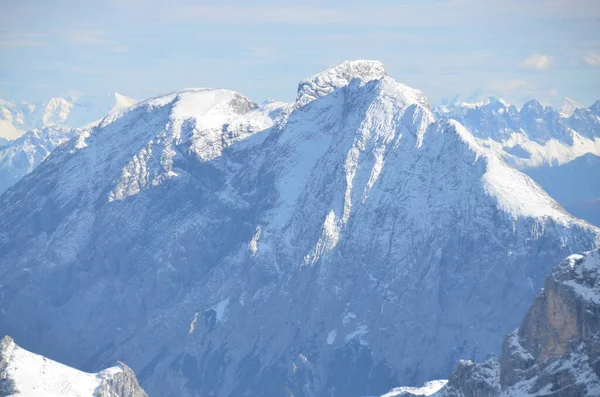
left=0, top=336, right=147, bottom=397
left=0, top=61, right=599, bottom=397
left=436, top=249, right=600, bottom=397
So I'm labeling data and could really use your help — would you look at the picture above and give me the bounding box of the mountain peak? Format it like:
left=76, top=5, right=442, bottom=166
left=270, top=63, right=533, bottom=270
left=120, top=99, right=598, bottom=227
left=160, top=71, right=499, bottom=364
left=559, top=96, right=584, bottom=117
left=296, top=60, right=387, bottom=106
left=521, top=99, right=543, bottom=114
left=483, top=96, right=510, bottom=107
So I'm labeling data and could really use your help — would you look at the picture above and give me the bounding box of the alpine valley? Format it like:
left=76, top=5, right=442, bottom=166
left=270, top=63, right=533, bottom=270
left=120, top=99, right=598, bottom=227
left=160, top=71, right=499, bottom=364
left=0, top=61, right=598, bottom=397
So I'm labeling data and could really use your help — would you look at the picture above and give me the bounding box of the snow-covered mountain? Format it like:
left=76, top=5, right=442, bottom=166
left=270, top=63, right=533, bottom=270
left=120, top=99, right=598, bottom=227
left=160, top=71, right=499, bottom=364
left=433, top=97, right=600, bottom=154
left=438, top=249, right=600, bottom=397
left=559, top=97, right=585, bottom=118
left=0, top=93, right=137, bottom=195
left=0, top=335, right=147, bottom=397
left=0, top=126, right=80, bottom=194
left=0, top=92, right=136, bottom=141
left=434, top=97, right=600, bottom=226
left=0, top=61, right=598, bottom=397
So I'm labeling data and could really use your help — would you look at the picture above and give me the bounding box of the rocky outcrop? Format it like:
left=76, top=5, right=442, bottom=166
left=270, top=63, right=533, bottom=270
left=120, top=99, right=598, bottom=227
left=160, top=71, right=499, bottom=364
left=97, top=362, right=149, bottom=397
left=0, top=337, right=17, bottom=396
left=440, top=249, right=600, bottom=397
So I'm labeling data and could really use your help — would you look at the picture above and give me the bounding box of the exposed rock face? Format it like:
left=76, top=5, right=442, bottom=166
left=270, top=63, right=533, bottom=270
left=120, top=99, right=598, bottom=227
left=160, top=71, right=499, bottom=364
left=440, top=249, right=600, bottom=397
left=0, top=335, right=147, bottom=397
left=97, top=362, right=149, bottom=397
left=0, top=61, right=598, bottom=397
left=0, top=337, right=17, bottom=396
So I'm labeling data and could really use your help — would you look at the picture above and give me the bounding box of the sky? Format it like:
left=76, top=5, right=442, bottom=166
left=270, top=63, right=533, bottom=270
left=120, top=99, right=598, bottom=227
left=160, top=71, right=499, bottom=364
left=1, top=0, right=599, bottom=108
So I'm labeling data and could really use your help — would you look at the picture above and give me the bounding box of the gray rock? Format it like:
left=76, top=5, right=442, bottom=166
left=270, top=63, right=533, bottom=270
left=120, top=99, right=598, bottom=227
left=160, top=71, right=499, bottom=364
left=97, top=361, right=149, bottom=397
left=440, top=249, right=600, bottom=397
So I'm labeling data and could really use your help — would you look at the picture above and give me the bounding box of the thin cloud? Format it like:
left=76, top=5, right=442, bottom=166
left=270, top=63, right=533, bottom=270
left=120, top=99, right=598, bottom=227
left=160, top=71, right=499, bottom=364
left=170, top=2, right=475, bottom=28
left=0, top=32, right=47, bottom=48
left=489, top=79, right=529, bottom=92
left=584, top=52, right=600, bottom=67
left=65, top=29, right=128, bottom=53
left=521, top=53, right=552, bottom=70
left=173, top=5, right=350, bottom=25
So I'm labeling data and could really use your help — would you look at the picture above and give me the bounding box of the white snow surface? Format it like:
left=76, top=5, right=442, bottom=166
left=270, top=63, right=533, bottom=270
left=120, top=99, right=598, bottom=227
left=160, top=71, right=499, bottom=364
left=559, top=250, right=600, bottom=304
left=1, top=336, right=124, bottom=397
left=445, top=120, right=576, bottom=223
left=381, top=380, right=448, bottom=397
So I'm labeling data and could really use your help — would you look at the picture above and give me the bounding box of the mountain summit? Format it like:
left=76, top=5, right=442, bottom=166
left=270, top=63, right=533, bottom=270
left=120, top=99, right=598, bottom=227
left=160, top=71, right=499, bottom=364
left=0, top=61, right=597, bottom=396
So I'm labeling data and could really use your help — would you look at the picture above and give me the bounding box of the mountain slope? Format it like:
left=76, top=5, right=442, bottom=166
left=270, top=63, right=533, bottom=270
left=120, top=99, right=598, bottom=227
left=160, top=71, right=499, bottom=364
left=0, top=61, right=598, bottom=397
left=439, top=249, right=600, bottom=397
left=0, top=336, right=147, bottom=397
left=434, top=98, right=600, bottom=226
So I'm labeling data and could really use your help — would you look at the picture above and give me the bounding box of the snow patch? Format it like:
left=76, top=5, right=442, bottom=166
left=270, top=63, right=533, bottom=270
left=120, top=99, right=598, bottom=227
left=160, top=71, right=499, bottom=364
left=211, top=297, right=230, bottom=323
left=248, top=226, right=261, bottom=256
left=326, top=329, right=337, bottom=345
left=345, top=324, right=369, bottom=344
left=381, top=380, right=448, bottom=397
left=188, top=312, right=199, bottom=334
left=342, top=312, right=356, bottom=325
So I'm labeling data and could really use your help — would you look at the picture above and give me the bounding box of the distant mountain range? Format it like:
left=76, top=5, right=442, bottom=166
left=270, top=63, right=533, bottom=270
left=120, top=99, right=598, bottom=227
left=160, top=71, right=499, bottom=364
left=0, top=92, right=136, bottom=141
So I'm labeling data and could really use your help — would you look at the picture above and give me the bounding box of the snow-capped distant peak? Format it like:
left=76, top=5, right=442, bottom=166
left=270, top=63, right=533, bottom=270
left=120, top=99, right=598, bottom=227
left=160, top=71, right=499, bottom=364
left=111, top=92, right=137, bottom=113
left=0, top=336, right=147, bottom=396
left=296, top=60, right=387, bottom=106
left=483, top=96, right=511, bottom=107
left=560, top=96, right=585, bottom=117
